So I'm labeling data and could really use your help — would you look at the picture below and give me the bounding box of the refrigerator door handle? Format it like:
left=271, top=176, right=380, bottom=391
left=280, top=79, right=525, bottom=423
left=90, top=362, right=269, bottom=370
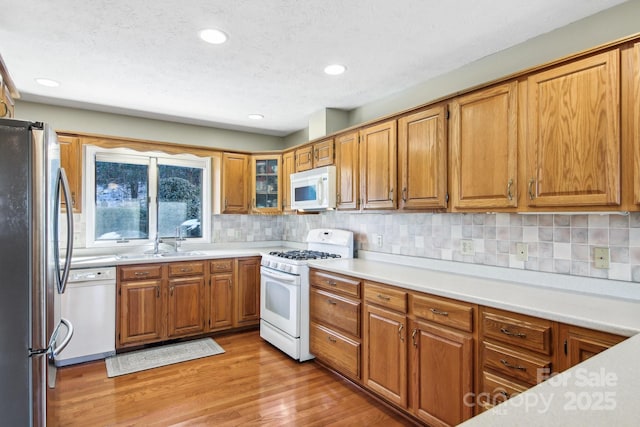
left=54, top=167, right=74, bottom=294
left=48, top=317, right=74, bottom=358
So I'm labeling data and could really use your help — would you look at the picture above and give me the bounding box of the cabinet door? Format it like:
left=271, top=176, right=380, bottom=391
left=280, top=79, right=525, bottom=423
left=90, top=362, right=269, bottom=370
left=222, top=153, right=249, bottom=213
left=450, top=82, right=518, bottom=210
left=557, top=324, right=626, bottom=372
left=398, top=105, right=448, bottom=210
left=295, top=145, right=314, bottom=172
left=209, top=272, right=234, bottom=331
left=235, top=257, right=260, bottom=326
left=314, top=138, right=334, bottom=167
left=335, top=131, right=359, bottom=210
left=118, top=279, right=163, bottom=346
left=58, top=135, right=82, bottom=213
left=360, top=120, right=397, bottom=210
left=627, top=43, right=640, bottom=205
left=167, top=276, right=205, bottom=338
left=363, top=303, right=407, bottom=408
left=527, top=50, right=620, bottom=207
left=281, top=151, right=295, bottom=212
left=251, top=155, right=281, bottom=213
left=410, top=319, right=473, bottom=427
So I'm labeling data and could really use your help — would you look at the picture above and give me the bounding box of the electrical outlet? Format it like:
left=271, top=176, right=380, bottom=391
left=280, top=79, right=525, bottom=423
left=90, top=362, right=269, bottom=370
left=376, top=234, right=383, bottom=247
left=516, top=242, right=528, bottom=262
left=460, top=240, right=475, bottom=255
left=594, top=247, right=610, bottom=269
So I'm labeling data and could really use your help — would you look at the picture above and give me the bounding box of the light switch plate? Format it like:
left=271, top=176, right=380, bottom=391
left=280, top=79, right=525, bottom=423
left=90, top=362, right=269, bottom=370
left=594, top=247, right=610, bottom=269
left=376, top=234, right=383, bottom=247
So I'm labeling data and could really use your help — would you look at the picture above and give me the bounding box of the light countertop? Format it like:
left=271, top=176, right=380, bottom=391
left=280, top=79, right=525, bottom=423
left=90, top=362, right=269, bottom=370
left=307, top=257, right=640, bottom=336
left=459, top=333, right=640, bottom=427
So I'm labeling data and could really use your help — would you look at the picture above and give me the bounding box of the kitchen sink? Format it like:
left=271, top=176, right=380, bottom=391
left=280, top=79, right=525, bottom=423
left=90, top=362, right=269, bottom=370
left=115, top=251, right=206, bottom=260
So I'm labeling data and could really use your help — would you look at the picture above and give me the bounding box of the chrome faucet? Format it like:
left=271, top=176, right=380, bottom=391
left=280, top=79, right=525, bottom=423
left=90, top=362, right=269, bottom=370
left=153, top=233, right=161, bottom=254
left=174, top=226, right=184, bottom=252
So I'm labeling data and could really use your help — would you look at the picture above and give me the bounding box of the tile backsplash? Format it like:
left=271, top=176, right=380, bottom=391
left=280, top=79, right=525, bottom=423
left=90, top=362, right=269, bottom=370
left=73, top=210, right=640, bottom=284
left=280, top=211, right=640, bottom=284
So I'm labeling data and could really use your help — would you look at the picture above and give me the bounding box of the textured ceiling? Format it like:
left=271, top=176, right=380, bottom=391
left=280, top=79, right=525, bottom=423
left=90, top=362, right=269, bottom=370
left=0, top=0, right=628, bottom=136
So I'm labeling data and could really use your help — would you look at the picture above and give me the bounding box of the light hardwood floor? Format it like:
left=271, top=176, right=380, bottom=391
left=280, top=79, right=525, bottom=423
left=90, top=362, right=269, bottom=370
left=47, top=330, right=415, bottom=426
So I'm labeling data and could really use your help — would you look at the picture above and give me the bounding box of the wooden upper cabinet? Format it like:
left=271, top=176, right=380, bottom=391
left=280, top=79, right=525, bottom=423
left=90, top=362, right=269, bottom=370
left=450, top=82, right=518, bottom=211
left=398, top=105, right=448, bottom=210
left=295, top=144, right=314, bottom=172
left=313, top=138, right=334, bottom=167
left=281, top=151, right=295, bottom=212
left=251, top=154, right=281, bottom=213
left=0, top=55, right=17, bottom=118
left=359, top=120, right=397, bottom=210
left=58, top=135, right=82, bottom=213
left=627, top=42, right=640, bottom=206
left=335, top=131, right=359, bottom=210
left=222, top=153, right=249, bottom=213
left=526, top=50, right=621, bottom=207
left=295, top=138, right=334, bottom=172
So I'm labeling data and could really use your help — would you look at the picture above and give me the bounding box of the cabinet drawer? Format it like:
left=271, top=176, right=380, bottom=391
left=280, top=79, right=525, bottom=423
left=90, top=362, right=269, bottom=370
left=482, top=308, right=552, bottom=355
left=364, top=282, right=407, bottom=313
left=482, top=341, right=551, bottom=386
left=310, top=288, right=360, bottom=338
left=479, top=371, right=529, bottom=410
left=210, top=259, right=233, bottom=273
left=119, top=264, right=162, bottom=281
left=310, top=322, right=360, bottom=380
left=168, top=261, right=205, bottom=277
left=310, top=269, right=361, bottom=298
left=409, top=293, right=473, bottom=332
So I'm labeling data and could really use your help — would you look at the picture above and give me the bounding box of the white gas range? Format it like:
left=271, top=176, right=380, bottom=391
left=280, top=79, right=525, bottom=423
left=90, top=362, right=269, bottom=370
left=260, top=229, right=354, bottom=361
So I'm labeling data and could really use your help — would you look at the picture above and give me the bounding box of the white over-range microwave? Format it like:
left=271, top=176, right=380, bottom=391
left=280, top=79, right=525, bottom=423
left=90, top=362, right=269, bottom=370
left=290, top=165, right=336, bottom=211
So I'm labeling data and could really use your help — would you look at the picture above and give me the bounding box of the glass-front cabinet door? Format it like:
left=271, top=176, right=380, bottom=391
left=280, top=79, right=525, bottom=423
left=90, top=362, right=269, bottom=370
left=251, top=154, right=281, bottom=213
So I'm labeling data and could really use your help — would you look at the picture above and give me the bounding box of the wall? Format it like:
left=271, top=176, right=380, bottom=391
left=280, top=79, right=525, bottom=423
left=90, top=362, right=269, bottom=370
left=282, top=0, right=640, bottom=148
left=15, top=101, right=284, bottom=152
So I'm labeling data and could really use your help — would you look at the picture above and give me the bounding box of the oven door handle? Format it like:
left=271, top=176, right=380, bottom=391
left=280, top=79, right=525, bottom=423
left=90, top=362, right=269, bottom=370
left=261, top=267, right=300, bottom=284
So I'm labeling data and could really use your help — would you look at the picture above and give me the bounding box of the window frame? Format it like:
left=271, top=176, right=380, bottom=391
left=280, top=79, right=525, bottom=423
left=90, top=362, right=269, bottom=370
left=84, top=145, right=211, bottom=249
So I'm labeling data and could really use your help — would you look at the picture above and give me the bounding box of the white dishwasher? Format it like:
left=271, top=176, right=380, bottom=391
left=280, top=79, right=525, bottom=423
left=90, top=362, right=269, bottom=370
left=54, top=267, right=117, bottom=367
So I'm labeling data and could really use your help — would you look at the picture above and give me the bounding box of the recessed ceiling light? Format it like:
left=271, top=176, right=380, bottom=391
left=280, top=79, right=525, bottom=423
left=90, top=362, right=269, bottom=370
left=248, top=114, right=264, bottom=120
left=35, top=78, right=60, bottom=87
left=199, top=29, right=228, bottom=45
left=324, top=64, right=346, bottom=75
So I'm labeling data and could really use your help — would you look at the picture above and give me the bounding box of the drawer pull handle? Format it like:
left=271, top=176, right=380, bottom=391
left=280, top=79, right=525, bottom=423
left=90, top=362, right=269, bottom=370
left=500, top=327, right=526, bottom=338
left=326, top=280, right=337, bottom=286
left=180, top=267, right=192, bottom=272
left=429, top=308, right=449, bottom=316
left=498, top=389, right=510, bottom=399
left=327, top=336, right=337, bottom=343
left=398, top=323, right=404, bottom=342
left=134, top=271, right=150, bottom=276
left=326, top=299, right=337, bottom=305
left=377, top=294, right=391, bottom=301
left=411, top=328, right=418, bottom=347
left=500, top=359, right=526, bottom=371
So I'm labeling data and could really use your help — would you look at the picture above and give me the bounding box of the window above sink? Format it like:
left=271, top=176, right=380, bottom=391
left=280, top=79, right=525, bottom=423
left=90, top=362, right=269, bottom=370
left=84, top=145, right=211, bottom=249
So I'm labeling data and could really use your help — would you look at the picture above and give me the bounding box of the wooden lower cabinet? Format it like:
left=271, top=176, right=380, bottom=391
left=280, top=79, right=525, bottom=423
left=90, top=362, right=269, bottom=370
left=409, top=319, right=474, bottom=427
left=118, top=278, right=164, bottom=346
left=208, top=259, right=234, bottom=331
left=167, top=276, right=205, bottom=338
left=309, top=269, right=362, bottom=382
left=363, top=285, right=408, bottom=408
left=117, top=257, right=260, bottom=349
left=235, top=257, right=261, bottom=326
left=557, top=323, right=626, bottom=371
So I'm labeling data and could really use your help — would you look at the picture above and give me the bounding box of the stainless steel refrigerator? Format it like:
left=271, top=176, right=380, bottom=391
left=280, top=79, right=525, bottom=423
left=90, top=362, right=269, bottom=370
left=0, top=118, right=74, bottom=426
